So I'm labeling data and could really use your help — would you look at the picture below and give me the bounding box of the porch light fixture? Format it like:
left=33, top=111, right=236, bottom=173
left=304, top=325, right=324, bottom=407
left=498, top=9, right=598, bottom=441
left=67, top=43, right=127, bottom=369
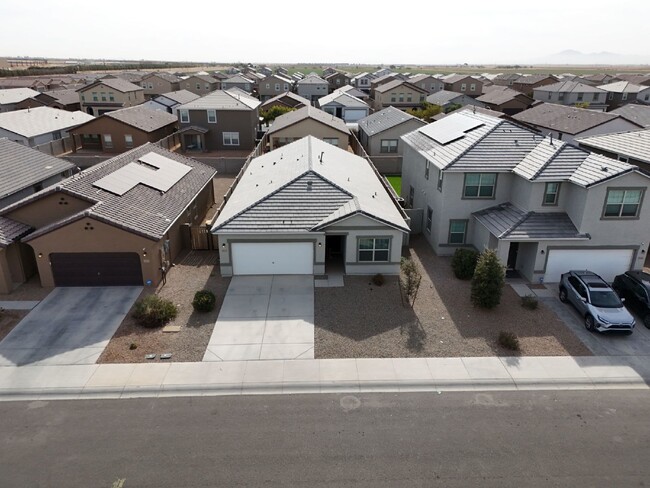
left=222, top=243, right=226, bottom=249
left=318, top=242, right=322, bottom=247
left=540, top=250, right=545, bottom=255
left=142, top=248, right=147, bottom=257
left=38, top=253, right=43, bottom=258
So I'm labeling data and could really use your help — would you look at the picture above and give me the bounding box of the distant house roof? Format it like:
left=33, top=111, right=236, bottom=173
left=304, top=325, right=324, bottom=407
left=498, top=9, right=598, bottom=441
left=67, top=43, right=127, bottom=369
left=142, top=72, right=181, bottom=83
left=375, top=79, right=427, bottom=94
left=260, top=92, right=310, bottom=111
left=432, top=105, right=507, bottom=121
left=317, top=90, right=369, bottom=109
left=157, top=90, right=200, bottom=105
left=297, top=75, right=328, bottom=85
left=425, top=90, right=469, bottom=105
left=95, top=105, right=178, bottom=132
left=0, top=107, right=94, bottom=138
left=177, top=90, right=260, bottom=111
left=473, top=203, right=587, bottom=241
left=577, top=129, right=650, bottom=164
left=211, top=136, right=409, bottom=233
left=77, top=77, right=143, bottom=93
left=0, top=88, right=41, bottom=105
left=512, top=103, right=641, bottom=135
left=267, top=105, right=350, bottom=135
left=534, top=81, right=605, bottom=93
left=598, top=81, right=649, bottom=94
left=409, top=74, right=437, bottom=84
left=442, top=74, right=480, bottom=84
left=43, top=89, right=79, bottom=106
left=0, top=138, right=75, bottom=201
left=358, top=106, right=424, bottom=136
left=2, top=144, right=216, bottom=242
left=477, top=86, right=532, bottom=106
left=337, top=85, right=367, bottom=99
left=611, top=104, right=650, bottom=128
left=186, top=74, right=218, bottom=84
left=514, top=74, right=558, bottom=85
left=223, top=75, right=255, bottom=84
left=116, top=72, right=149, bottom=83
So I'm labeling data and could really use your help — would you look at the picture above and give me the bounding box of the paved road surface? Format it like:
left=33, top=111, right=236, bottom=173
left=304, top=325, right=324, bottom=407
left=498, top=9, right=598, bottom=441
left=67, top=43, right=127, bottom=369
left=1, top=391, right=649, bottom=487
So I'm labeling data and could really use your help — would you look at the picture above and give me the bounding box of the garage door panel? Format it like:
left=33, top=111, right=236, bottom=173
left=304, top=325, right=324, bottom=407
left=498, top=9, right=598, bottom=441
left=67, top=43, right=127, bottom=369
left=51, top=252, right=143, bottom=286
left=543, top=249, right=633, bottom=283
left=231, top=242, right=313, bottom=275
left=344, top=109, right=367, bottom=122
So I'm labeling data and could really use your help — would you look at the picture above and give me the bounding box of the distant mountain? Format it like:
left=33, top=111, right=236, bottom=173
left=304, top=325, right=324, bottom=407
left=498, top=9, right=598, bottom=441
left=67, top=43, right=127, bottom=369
left=533, top=49, right=650, bottom=66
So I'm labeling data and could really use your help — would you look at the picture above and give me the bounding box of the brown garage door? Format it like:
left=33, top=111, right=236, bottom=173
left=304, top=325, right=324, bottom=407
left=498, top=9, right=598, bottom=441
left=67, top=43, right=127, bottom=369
left=50, top=252, right=143, bottom=286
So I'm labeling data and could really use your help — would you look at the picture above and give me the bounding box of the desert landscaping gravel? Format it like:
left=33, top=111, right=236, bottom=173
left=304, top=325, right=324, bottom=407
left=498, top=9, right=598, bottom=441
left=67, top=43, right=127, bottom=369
left=315, top=236, right=592, bottom=359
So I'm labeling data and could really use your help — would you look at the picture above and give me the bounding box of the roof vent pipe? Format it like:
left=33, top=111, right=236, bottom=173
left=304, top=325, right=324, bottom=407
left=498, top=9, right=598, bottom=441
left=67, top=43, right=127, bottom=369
left=319, top=151, right=324, bottom=163
left=548, top=132, right=553, bottom=145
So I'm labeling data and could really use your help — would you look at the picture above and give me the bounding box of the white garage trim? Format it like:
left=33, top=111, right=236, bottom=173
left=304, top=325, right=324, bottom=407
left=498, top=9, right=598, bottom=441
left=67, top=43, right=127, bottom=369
left=543, top=248, right=634, bottom=283
left=231, top=242, right=314, bottom=275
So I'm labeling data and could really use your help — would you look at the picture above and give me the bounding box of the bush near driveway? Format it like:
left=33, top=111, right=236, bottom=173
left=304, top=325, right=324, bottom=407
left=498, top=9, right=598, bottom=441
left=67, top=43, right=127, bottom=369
left=471, top=249, right=505, bottom=309
left=192, top=290, right=216, bottom=312
left=451, top=248, right=479, bottom=280
left=133, top=295, right=178, bottom=328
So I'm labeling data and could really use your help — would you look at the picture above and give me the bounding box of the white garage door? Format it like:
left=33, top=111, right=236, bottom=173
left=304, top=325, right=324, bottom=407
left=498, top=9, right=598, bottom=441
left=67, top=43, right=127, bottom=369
left=231, top=242, right=313, bottom=275
left=344, top=109, right=367, bottom=122
left=543, top=249, right=634, bottom=283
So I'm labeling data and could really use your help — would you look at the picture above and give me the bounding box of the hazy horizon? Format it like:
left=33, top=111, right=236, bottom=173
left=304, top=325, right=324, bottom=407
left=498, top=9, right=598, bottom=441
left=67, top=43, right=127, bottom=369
left=2, top=0, right=649, bottom=66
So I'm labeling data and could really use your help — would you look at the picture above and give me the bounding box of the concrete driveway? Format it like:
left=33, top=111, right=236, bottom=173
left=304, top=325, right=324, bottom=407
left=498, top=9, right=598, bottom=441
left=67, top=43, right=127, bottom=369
left=203, top=276, right=314, bottom=361
left=543, top=295, right=650, bottom=356
left=0, top=287, right=141, bottom=366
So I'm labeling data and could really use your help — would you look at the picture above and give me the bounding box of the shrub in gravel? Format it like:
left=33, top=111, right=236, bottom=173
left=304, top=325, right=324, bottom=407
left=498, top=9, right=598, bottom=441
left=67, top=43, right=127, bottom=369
left=400, top=258, right=422, bottom=307
left=133, top=295, right=178, bottom=328
left=372, top=273, right=385, bottom=287
left=451, top=248, right=479, bottom=280
left=498, top=331, right=520, bottom=351
left=192, top=290, right=216, bottom=312
left=521, top=295, right=538, bottom=310
left=471, top=249, right=505, bottom=309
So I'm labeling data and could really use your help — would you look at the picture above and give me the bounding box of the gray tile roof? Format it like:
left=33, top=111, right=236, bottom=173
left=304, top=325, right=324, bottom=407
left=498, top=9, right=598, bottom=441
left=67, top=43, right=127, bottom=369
left=535, top=81, right=605, bottom=94
left=513, top=139, right=588, bottom=181
left=223, top=75, right=254, bottom=84
left=101, top=105, right=178, bottom=132
left=514, top=74, right=558, bottom=85
left=158, top=90, right=200, bottom=105
left=569, top=152, right=638, bottom=188
left=577, top=129, right=650, bottom=164
left=267, top=105, right=350, bottom=135
left=143, top=72, right=181, bottom=83
left=212, top=136, right=409, bottom=233
left=512, top=103, right=630, bottom=135
left=177, top=90, right=260, bottom=111
left=186, top=74, right=218, bottom=84
left=443, top=74, right=478, bottom=84
left=4, top=143, right=216, bottom=241
left=260, top=92, right=310, bottom=111
left=78, top=77, right=143, bottom=93
left=358, top=106, right=424, bottom=136
left=374, top=79, right=426, bottom=94
left=477, top=86, right=531, bottom=106
left=0, top=216, right=32, bottom=247
left=317, top=90, right=369, bottom=109
left=0, top=88, right=41, bottom=105
left=43, top=89, right=79, bottom=106
left=297, top=75, right=328, bottom=85
left=611, top=104, right=650, bottom=128
left=0, top=138, right=75, bottom=200
left=598, top=81, right=648, bottom=94
left=473, top=203, right=587, bottom=240
left=425, top=90, right=467, bottom=105
left=0, top=107, right=94, bottom=138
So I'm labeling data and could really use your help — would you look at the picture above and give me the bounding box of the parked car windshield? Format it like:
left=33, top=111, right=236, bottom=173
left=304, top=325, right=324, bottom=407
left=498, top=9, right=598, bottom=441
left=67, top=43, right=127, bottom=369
left=590, top=290, right=623, bottom=308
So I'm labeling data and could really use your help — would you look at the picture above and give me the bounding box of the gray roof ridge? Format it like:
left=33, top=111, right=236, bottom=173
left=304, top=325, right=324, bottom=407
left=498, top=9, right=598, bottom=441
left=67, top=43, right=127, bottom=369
left=444, top=118, right=506, bottom=170
left=529, top=140, right=569, bottom=180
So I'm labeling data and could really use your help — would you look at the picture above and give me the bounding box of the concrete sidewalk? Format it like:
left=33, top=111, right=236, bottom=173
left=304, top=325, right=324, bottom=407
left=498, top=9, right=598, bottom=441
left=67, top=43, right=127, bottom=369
left=0, top=355, right=648, bottom=401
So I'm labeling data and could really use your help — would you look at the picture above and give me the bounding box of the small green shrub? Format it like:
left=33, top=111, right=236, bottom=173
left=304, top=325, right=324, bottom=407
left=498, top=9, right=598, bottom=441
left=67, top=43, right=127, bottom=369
left=521, top=295, right=538, bottom=310
left=192, top=290, right=216, bottom=312
left=133, top=295, right=178, bottom=328
left=451, top=248, right=479, bottom=280
left=129, top=343, right=137, bottom=350
left=498, top=331, right=520, bottom=351
left=471, top=249, right=505, bottom=309
left=372, top=273, right=385, bottom=287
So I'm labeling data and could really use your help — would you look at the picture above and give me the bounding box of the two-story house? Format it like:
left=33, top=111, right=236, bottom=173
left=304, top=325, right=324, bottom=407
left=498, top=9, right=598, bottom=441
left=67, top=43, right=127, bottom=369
left=176, top=90, right=261, bottom=152
left=442, top=75, right=483, bottom=98
left=510, top=75, right=559, bottom=97
left=577, top=129, right=650, bottom=173
left=408, top=74, right=444, bottom=95
left=372, top=80, right=428, bottom=111
left=598, top=81, right=650, bottom=110
left=400, top=110, right=650, bottom=283
left=258, top=74, right=294, bottom=101
left=181, top=75, right=220, bottom=96
left=316, top=90, right=370, bottom=123
left=77, top=78, right=145, bottom=116
left=350, top=72, right=374, bottom=93
left=532, top=81, right=608, bottom=111
left=221, top=75, right=256, bottom=94
left=296, top=75, right=329, bottom=104
left=266, top=105, right=350, bottom=150
left=139, top=72, right=181, bottom=99
left=143, top=90, right=200, bottom=114
left=324, top=72, right=351, bottom=93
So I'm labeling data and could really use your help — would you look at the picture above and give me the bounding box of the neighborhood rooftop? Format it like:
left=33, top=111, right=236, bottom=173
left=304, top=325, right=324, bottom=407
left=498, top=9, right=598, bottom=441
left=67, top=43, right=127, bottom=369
left=535, top=80, right=605, bottom=93
left=158, top=90, right=200, bottom=105
left=610, top=104, right=650, bottom=128
left=78, top=77, right=143, bottom=93
left=267, top=105, right=350, bottom=135
left=177, top=90, right=260, bottom=111
left=0, top=106, right=94, bottom=138
left=102, top=105, right=178, bottom=132
left=358, top=106, right=421, bottom=135
left=577, top=129, right=650, bottom=164
left=0, top=88, right=41, bottom=105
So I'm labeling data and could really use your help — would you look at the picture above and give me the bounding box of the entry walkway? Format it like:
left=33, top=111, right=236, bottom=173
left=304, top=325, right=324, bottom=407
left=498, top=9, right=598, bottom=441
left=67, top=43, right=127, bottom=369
left=0, top=355, right=648, bottom=401
left=203, top=276, right=314, bottom=361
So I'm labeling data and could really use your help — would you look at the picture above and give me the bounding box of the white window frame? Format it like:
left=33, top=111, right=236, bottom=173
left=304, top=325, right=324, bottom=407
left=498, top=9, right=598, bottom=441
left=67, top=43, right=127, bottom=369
left=180, top=109, right=190, bottom=123
left=380, top=139, right=398, bottom=153
left=323, top=138, right=339, bottom=146
left=275, top=83, right=280, bottom=91
left=357, top=237, right=390, bottom=263
left=103, top=134, right=113, bottom=149
left=207, top=109, right=217, bottom=124
left=461, top=83, right=467, bottom=91
left=223, top=132, right=240, bottom=146
left=470, top=83, right=476, bottom=91
left=124, top=134, right=133, bottom=148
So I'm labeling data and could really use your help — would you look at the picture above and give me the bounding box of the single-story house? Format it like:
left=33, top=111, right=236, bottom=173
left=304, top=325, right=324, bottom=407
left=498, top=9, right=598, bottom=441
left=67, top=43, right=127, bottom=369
left=0, top=107, right=94, bottom=147
left=0, top=88, right=43, bottom=112
left=143, top=90, right=200, bottom=114
left=211, top=136, right=410, bottom=276
left=426, top=90, right=485, bottom=111
left=0, top=143, right=216, bottom=291
left=43, top=89, right=82, bottom=111
left=267, top=105, right=350, bottom=150
left=316, top=90, right=370, bottom=123
left=259, top=92, right=310, bottom=112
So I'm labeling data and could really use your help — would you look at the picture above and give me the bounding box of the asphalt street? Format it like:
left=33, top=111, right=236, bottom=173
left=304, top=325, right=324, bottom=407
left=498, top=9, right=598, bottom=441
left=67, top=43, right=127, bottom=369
left=1, top=390, right=649, bottom=487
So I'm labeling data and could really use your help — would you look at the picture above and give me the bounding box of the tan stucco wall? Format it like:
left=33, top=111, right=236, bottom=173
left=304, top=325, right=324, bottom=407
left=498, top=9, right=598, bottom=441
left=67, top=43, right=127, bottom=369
left=79, top=83, right=145, bottom=112
left=5, top=192, right=93, bottom=228
left=27, top=217, right=161, bottom=287
left=269, top=119, right=348, bottom=150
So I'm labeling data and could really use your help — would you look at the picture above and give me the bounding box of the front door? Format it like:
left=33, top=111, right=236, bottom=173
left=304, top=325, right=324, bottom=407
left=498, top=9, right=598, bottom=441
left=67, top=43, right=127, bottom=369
left=507, top=242, right=519, bottom=270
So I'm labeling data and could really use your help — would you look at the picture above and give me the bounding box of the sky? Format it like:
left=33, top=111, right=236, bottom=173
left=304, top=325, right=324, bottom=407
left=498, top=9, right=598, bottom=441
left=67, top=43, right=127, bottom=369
left=2, top=0, right=649, bottom=65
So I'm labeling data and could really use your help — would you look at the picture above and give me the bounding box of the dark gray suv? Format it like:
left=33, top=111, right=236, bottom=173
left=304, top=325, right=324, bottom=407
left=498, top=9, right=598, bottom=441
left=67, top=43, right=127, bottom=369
left=559, top=270, right=636, bottom=333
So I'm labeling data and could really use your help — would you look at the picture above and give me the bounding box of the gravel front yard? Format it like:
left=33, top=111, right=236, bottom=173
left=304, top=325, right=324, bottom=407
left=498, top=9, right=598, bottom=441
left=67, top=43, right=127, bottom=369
left=98, top=251, right=230, bottom=363
left=315, top=235, right=591, bottom=358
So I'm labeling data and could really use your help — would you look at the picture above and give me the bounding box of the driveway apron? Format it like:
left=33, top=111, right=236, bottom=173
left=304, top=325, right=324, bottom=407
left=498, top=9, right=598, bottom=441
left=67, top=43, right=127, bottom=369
left=203, top=275, right=314, bottom=361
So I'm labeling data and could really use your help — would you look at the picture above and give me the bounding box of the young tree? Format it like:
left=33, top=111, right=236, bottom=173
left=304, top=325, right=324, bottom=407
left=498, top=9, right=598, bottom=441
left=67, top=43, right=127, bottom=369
left=401, top=258, right=422, bottom=307
left=260, top=105, right=295, bottom=124
left=471, top=249, right=505, bottom=309
left=407, top=102, right=442, bottom=121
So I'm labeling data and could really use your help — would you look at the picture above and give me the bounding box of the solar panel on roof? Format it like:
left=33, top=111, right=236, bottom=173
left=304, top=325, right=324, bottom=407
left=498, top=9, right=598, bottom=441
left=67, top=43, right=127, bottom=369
left=419, top=114, right=484, bottom=145
left=93, top=152, right=192, bottom=196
